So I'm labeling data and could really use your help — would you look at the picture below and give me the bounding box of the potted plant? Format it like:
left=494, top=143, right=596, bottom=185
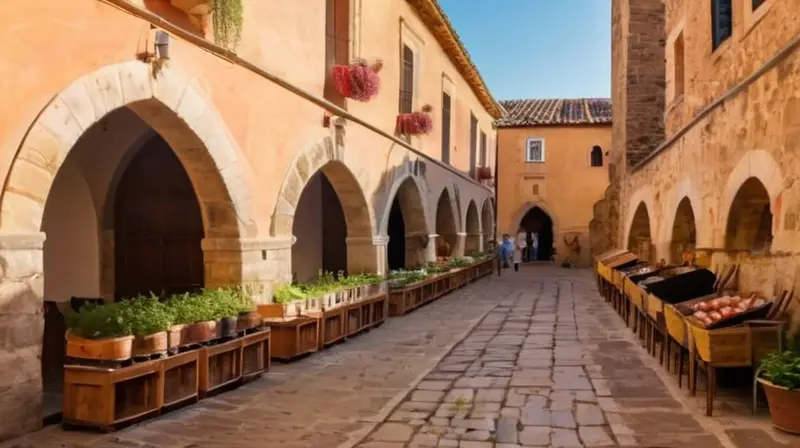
left=65, top=302, right=134, bottom=361
left=167, top=293, right=217, bottom=346
left=758, top=346, right=800, bottom=434
left=396, top=105, right=433, bottom=136
left=332, top=58, right=383, bottom=102
left=120, top=296, right=172, bottom=357
left=234, top=284, right=262, bottom=332
left=206, top=288, right=251, bottom=339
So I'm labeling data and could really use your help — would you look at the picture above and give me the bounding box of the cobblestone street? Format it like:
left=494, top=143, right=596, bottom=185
left=3, top=266, right=795, bottom=448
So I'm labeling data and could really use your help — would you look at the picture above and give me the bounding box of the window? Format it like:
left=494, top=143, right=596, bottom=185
left=399, top=45, right=414, bottom=114
left=324, top=0, right=350, bottom=107
left=479, top=131, right=487, bottom=166
left=591, top=146, right=603, bottom=167
left=711, top=0, right=732, bottom=51
left=525, top=138, right=545, bottom=163
left=469, top=114, right=478, bottom=176
left=752, top=0, right=766, bottom=10
left=441, top=92, right=451, bottom=164
left=673, top=31, right=685, bottom=98
left=533, top=184, right=539, bottom=195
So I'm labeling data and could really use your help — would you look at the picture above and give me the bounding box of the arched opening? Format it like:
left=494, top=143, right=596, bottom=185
left=670, top=197, right=697, bottom=264
left=725, top=177, right=773, bottom=251
left=385, top=177, right=428, bottom=270
left=465, top=200, right=480, bottom=255
left=626, top=202, right=652, bottom=262
left=435, top=189, right=458, bottom=257
left=519, top=207, right=554, bottom=261
left=481, top=199, right=494, bottom=245
left=591, top=145, right=603, bottom=167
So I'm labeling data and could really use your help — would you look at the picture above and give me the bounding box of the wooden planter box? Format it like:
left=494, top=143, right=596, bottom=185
left=63, top=359, right=163, bottom=431
left=345, top=301, right=363, bottom=337
left=388, top=278, right=428, bottom=316
left=312, top=307, right=347, bottom=348
left=241, top=329, right=271, bottom=381
left=265, top=316, right=319, bottom=361
left=162, top=350, right=199, bottom=408
left=199, top=338, right=242, bottom=396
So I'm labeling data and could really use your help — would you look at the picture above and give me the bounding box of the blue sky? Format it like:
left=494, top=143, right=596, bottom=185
left=438, top=0, right=611, bottom=101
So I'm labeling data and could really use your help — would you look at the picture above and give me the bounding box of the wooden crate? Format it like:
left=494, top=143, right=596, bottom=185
left=688, top=323, right=753, bottom=366
left=647, top=293, right=664, bottom=322
left=63, top=359, right=163, bottom=430
left=663, top=304, right=689, bottom=348
left=241, top=329, right=271, bottom=381
left=371, top=293, right=388, bottom=325
left=313, top=307, right=346, bottom=348
left=345, top=301, right=363, bottom=336
left=199, top=338, right=242, bottom=396
left=162, top=350, right=199, bottom=407
left=388, top=280, right=426, bottom=316
left=265, top=316, right=318, bottom=361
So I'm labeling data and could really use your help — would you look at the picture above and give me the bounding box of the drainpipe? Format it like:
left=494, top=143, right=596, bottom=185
left=100, top=0, right=492, bottom=192
left=493, top=130, right=499, bottom=240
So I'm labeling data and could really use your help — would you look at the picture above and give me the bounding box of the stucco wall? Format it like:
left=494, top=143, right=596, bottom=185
left=497, top=125, right=611, bottom=266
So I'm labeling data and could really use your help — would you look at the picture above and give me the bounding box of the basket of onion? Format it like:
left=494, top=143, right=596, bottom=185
left=686, top=293, right=772, bottom=329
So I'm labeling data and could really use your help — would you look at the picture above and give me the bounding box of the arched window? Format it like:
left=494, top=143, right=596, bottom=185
left=591, top=146, right=603, bottom=167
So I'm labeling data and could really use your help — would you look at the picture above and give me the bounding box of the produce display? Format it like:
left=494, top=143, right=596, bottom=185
left=689, top=293, right=767, bottom=327
left=625, top=266, right=657, bottom=277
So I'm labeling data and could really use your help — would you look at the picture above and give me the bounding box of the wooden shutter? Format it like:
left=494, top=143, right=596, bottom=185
left=324, top=0, right=349, bottom=105
left=479, top=131, right=487, bottom=166
left=399, top=45, right=414, bottom=113
left=469, top=114, right=477, bottom=177
left=442, top=92, right=451, bottom=164
left=712, top=0, right=732, bottom=50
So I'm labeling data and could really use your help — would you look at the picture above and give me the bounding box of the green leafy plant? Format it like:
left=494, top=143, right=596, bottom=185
left=212, top=0, right=244, bottom=50
left=166, top=293, right=216, bottom=324
left=118, top=296, right=173, bottom=336
left=759, top=348, right=800, bottom=391
left=387, top=269, right=428, bottom=287
left=447, top=257, right=472, bottom=268
left=67, top=302, right=132, bottom=339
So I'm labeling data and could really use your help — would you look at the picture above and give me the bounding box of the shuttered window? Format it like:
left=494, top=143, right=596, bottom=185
left=399, top=45, right=414, bottom=114
left=711, top=0, right=732, bottom=51
left=469, top=114, right=477, bottom=177
left=479, top=131, right=487, bottom=166
left=441, top=92, right=451, bottom=164
left=752, top=0, right=766, bottom=10
left=324, top=0, right=349, bottom=106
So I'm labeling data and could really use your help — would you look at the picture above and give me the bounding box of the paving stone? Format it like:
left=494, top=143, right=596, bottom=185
left=551, top=428, right=582, bottom=447
left=496, top=418, right=519, bottom=444
left=520, top=408, right=550, bottom=426
left=418, top=380, right=453, bottom=391
left=475, top=388, right=505, bottom=403
left=575, top=403, right=605, bottom=426
left=444, top=388, right=475, bottom=404
left=410, top=433, right=441, bottom=447
left=578, top=426, right=614, bottom=446
left=551, top=410, right=577, bottom=429
left=458, top=441, right=493, bottom=448
left=450, top=418, right=495, bottom=431
left=500, top=407, right=521, bottom=418
left=412, top=390, right=447, bottom=403
left=519, top=426, right=551, bottom=446
left=401, top=401, right=441, bottom=412
left=371, top=423, right=415, bottom=442
left=437, top=439, right=459, bottom=447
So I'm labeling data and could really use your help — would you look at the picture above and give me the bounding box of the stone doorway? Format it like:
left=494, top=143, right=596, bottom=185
left=725, top=177, right=773, bottom=252
left=670, top=197, right=697, bottom=264
left=465, top=200, right=480, bottom=255
left=387, top=200, right=406, bottom=271
left=519, top=206, right=554, bottom=261
left=626, top=202, right=653, bottom=262
left=384, top=176, right=428, bottom=270
left=435, top=189, right=458, bottom=257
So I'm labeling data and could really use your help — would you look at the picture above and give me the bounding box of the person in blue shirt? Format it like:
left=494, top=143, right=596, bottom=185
left=498, top=234, right=514, bottom=268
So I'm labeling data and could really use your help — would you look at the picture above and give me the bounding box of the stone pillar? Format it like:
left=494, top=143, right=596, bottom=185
left=478, top=233, right=485, bottom=253
left=403, top=232, right=428, bottom=269
left=202, top=236, right=294, bottom=304
left=453, top=232, right=467, bottom=258
left=0, top=232, right=46, bottom=441
left=465, top=232, right=481, bottom=255
left=425, top=234, right=438, bottom=263
left=345, top=236, right=385, bottom=275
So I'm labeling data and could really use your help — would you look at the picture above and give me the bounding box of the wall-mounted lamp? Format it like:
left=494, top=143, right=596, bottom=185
left=155, top=30, right=170, bottom=59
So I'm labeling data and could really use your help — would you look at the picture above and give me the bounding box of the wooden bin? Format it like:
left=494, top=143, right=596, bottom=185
left=199, top=338, right=243, bottom=396
left=689, top=323, right=753, bottom=366
left=663, top=304, right=689, bottom=348
left=241, top=329, right=271, bottom=381
left=264, top=316, right=318, bottom=361
left=388, top=280, right=426, bottom=316
left=63, top=359, right=163, bottom=431
left=313, top=307, right=347, bottom=348
left=162, top=350, right=199, bottom=408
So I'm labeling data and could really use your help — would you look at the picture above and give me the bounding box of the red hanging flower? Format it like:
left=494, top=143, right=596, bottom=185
left=476, top=166, right=493, bottom=180
left=396, top=105, right=434, bottom=136
left=331, top=59, right=382, bottom=102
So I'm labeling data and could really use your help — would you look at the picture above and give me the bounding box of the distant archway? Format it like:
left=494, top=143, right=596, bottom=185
left=481, top=199, right=494, bottom=244
left=725, top=177, right=773, bottom=251
left=385, top=176, right=428, bottom=270
left=627, top=202, right=652, bottom=262
left=669, top=197, right=697, bottom=264
left=519, top=207, right=554, bottom=261
left=435, top=189, right=458, bottom=257
left=465, top=200, right=480, bottom=255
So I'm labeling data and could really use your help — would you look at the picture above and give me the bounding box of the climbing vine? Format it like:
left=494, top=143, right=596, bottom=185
left=212, top=0, right=244, bottom=50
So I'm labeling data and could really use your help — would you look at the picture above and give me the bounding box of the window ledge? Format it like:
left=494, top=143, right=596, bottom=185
left=667, top=93, right=685, bottom=113
left=741, top=2, right=773, bottom=42
left=710, top=38, right=733, bottom=63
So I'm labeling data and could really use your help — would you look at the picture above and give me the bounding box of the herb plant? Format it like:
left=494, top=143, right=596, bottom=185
left=760, top=349, right=800, bottom=390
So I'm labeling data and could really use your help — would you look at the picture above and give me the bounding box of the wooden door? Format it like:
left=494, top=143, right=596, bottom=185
left=114, top=136, right=204, bottom=299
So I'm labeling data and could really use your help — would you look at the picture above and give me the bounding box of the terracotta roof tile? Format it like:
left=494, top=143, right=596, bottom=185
left=495, top=98, right=612, bottom=127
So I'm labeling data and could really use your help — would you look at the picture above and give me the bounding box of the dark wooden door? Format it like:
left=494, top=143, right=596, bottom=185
left=114, top=136, right=204, bottom=299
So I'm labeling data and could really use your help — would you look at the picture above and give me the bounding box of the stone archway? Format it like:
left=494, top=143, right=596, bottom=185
left=481, top=198, right=495, bottom=245
left=272, top=141, right=376, bottom=278
left=627, top=202, right=653, bottom=262
left=465, top=200, right=480, bottom=255
left=0, top=61, right=257, bottom=439
left=379, top=174, right=430, bottom=270
left=724, top=177, right=773, bottom=251
left=669, top=197, right=697, bottom=264
left=435, top=188, right=459, bottom=257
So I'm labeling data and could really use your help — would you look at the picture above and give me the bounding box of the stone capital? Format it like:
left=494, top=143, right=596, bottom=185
left=456, top=232, right=467, bottom=237
left=0, top=232, right=46, bottom=250
left=202, top=236, right=295, bottom=252
left=346, top=235, right=390, bottom=246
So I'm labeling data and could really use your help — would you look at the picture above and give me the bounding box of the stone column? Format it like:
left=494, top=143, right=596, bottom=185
left=345, top=235, right=386, bottom=275
left=425, top=234, right=439, bottom=263
left=0, top=232, right=46, bottom=440
left=404, top=232, right=427, bottom=269
left=478, top=232, right=485, bottom=253
left=202, top=236, right=294, bottom=304
left=465, top=232, right=481, bottom=255
left=453, top=232, right=467, bottom=258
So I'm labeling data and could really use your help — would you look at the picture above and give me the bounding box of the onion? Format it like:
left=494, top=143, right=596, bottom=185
left=693, top=311, right=708, bottom=320
left=720, top=308, right=734, bottom=318
left=709, top=311, right=722, bottom=321
left=718, top=297, right=732, bottom=307
left=702, top=317, right=713, bottom=327
left=729, top=296, right=741, bottom=304
left=697, top=302, right=710, bottom=312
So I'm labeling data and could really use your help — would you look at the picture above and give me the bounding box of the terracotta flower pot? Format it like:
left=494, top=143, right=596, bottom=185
left=217, top=316, right=238, bottom=339
left=65, top=330, right=134, bottom=362
left=181, top=320, right=216, bottom=345
left=168, top=324, right=185, bottom=350
left=132, top=331, right=168, bottom=357
left=759, top=378, right=800, bottom=434
left=237, top=312, right=262, bottom=332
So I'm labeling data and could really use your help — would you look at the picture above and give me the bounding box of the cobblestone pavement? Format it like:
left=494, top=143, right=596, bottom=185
left=4, top=266, right=797, bottom=448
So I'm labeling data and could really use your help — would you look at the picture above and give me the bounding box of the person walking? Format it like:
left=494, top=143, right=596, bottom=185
left=499, top=234, right=514, bottom=268
left=531, top=232, right=540, bottom=261
left=514, top=231, right=526, bottom=271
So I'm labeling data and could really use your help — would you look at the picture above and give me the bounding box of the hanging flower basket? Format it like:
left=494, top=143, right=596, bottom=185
left=476, top=166, right=494, bottom=181
left=332, top=59, right=383, bottom=102
left=396, top=105, right=433, bottom=136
